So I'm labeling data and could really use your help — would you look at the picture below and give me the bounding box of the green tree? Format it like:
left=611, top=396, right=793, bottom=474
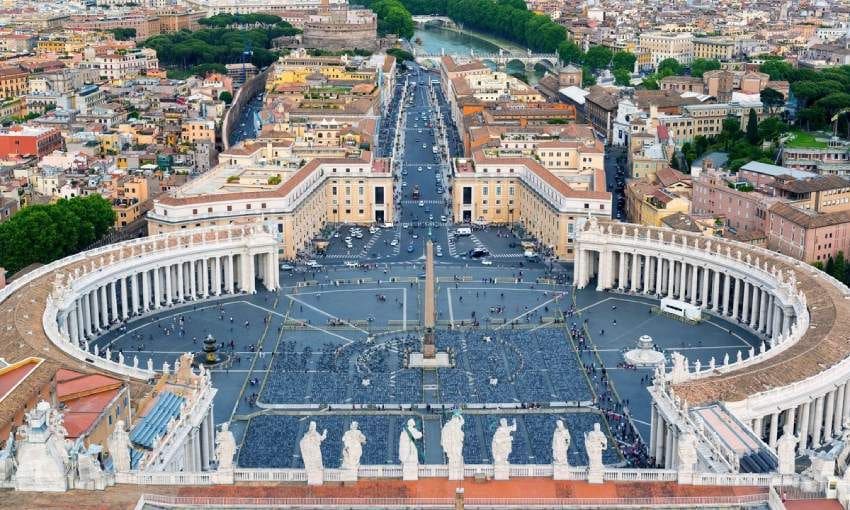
left=557, top=40, right=582, bottom=65
left=0, top=195, right=115, bottom=274
left=656, top=58, right=682, bottom=77
left=832, top=251, right=847, bottom=283
left=760, top=87, right=785, bottom=115
left=690, top=58, right=720, bottom=78
left=746, top=108, right=759, bottom=145
left=612, top=51, right=636, bottom=72
left=670, top=152, right=680, bottom=170
left=583, top=45, right=613, bottom=71
left=581, top=66, right=596, bottom=87
left=826, top=255, right=836, bottom=277
left=798, top=106, right=827, bottom=130
left=219, top=90, right=233, bottom=104
left=759, top=59, right=793, bottom=80
left=613, top=68, right=630, bottom=86
left=757, top=117, right=786, bottom=142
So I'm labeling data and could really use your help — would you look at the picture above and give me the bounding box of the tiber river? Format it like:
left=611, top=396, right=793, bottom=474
left=412, top=25, right=547, bottom=83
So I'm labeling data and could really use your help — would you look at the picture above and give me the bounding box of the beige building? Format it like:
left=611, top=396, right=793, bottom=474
left=692, top=37, right=735, bottom=61
left=659, top=102, right=764, bottom=145
left=181, top=119, right=216, bottom=145
left=147, top=152, right=394, bottom=260
left=451, top=151, right=611, bottom=260
left=638, top=31, right=694, bottom=67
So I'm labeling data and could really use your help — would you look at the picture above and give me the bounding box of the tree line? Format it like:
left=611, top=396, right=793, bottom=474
left=0, top=195, right=115, bottom=275
left=141, top=24, right=295, bottom=72
left=395, top=0, right=566, bottom=53
left=199, top=13, right=286, bottom=28
left=358, top=0, right=415, bottom=39
left=758, top=58, right=850, bottom=133
left=556, top=42, right=636, bottom=86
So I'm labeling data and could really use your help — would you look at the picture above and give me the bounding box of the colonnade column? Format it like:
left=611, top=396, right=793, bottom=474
left=700, top=267, right=709, bottom=306
left=679, top=261, right=687, bottom=300
left=153, top=267, right=162, bottom=309
left=165, top=265, right=173, bottom=304
left=722, top=273, right=731, bottom=315
left=121, top=277, right=129, bottom=320
left=825, top=391, right=836, bottom=440
left=82, top=292, right=92, bottom=337
left=667, top=259, right=676, bottom=298
left=655, top=257, right=663, bottom=296
left=769, top=412, right=779, bottom=447
left=837, top=384, right=847, bottom=434
left=177, top=262, right=185, bottom=302
left=109, top=281, right=118, bottom=324
left=201, top=258, right=209, bottom=298
left=690, top=264, right=699, bottom=304
left=618, top=252, right=627, bottom=290
left=741, top=281, right=750, bottom=324
left=630, top=253, right=639, bottom=293
left=712, top=270, right=720, bottom=312
left=799, top=402, right=810, bottom=451
left=226, top=255, right=235, bottom=294
left=813, top=396, right=825, bottom=447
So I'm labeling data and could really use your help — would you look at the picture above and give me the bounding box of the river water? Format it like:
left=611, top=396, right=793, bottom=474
left=412, top=26, right=546, bottom=83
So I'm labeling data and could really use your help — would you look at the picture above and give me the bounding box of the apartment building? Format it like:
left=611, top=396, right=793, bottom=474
left=659, top=101, right=764, bottom=144
left=147, top=152, right=394, bottom=259
left=692, top=37, right=736, bottom=61
left=451, top=150, right=611, bottom=260
left=638, top=31, right=694, bottom=67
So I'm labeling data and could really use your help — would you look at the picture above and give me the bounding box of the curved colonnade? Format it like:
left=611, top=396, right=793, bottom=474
left=574, top=219, right=850, bottom=468
left=0, top=225, right=280, bottom=384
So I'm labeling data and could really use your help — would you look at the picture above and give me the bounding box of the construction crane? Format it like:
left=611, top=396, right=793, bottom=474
left=832, top=107, right=850, bottom=137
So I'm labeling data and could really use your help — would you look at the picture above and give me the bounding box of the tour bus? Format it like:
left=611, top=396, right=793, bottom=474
left=412, top=185, right=420, bottom=199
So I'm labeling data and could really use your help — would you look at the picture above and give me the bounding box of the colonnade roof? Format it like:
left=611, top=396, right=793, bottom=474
left=595, top=222, right=847, bottom=406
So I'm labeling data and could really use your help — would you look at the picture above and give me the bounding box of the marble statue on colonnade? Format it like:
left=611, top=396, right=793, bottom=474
left=341, top=421, right=367, bottom=481
left=300, top=421, right=327, bottom=486
left=215, top=423, right=236, bottom=471
left=399, top=418, right=423, bottom=480
left=777, top=423, right=798, bottom=476
left=552, top=420, right=571, bottom=480
left=492, top=418, right=516, bottom=480
left=107, top=420, right=131, bottom=473
left=441, top=413, right=464, bottom=481
left=585, top=422, right=607, bottom=484
left=835, top=418, right=850, bottom=477
left=676, top=431, right=697, bottom=484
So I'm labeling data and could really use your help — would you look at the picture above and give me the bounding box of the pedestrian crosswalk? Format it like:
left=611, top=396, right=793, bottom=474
left=401, top=199, right=441, bottom=205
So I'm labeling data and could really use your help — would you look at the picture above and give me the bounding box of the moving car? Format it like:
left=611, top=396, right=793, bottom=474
left=390, top=238, right=399, bottom=246
left=280, top=264, right=295, bottom=271
left=481, top=259, right=493, bottom=265
left=468, top=248, right=490, bottom=259
left=418, top=200, right=425, bottom=207
left=407, top=244, right=415, bottom=253
left=306, top=260, right=321, bottom=268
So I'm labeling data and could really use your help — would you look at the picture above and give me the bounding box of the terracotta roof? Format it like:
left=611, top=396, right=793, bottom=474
left=661, top=212, right=702, bottom=232
left=472, top=150, right=610, bottom=200
left=656, top=166, right=689, bottom=187
left=773, top=175, right=850, bottom=194
left=0, top=358, right=40, bottom=403
left=157, top=152, right=374, bottom=207
left=0, top=477, right=768, bottom=509
left=769, top=202, right=850, bottom=229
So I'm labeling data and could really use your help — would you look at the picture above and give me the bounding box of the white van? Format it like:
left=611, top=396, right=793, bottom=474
left=455, top=227, right=472, bottom=236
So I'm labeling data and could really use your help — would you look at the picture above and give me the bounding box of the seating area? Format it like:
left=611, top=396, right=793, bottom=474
left=438, top=329, right=593, bottom=405
left=238, top=415, right=421, bottom=468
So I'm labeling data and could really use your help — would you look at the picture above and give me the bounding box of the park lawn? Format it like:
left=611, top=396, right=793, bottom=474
left=786, top=130, right=828, bottom=149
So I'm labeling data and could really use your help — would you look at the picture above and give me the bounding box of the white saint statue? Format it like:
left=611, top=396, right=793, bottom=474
left=399, top=418, right=422, bottom=466
left=300, top=421, right=327, bottom=484
left=584, top=422, right=607, bottom=477
left=777, top=424, right=798, bottom=475
left=215, top=423, right=236, bottom=471
left=341, top=421, right=367, bottom=471
left=676, top=431, right=697, bottom=479
left=441, top=413, right=464, bottom=480
left=552, top=420, right=571, bottom=466
left=491, top=418, right=517, bottom=466
left=107, top=420, right=131, bottom=473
